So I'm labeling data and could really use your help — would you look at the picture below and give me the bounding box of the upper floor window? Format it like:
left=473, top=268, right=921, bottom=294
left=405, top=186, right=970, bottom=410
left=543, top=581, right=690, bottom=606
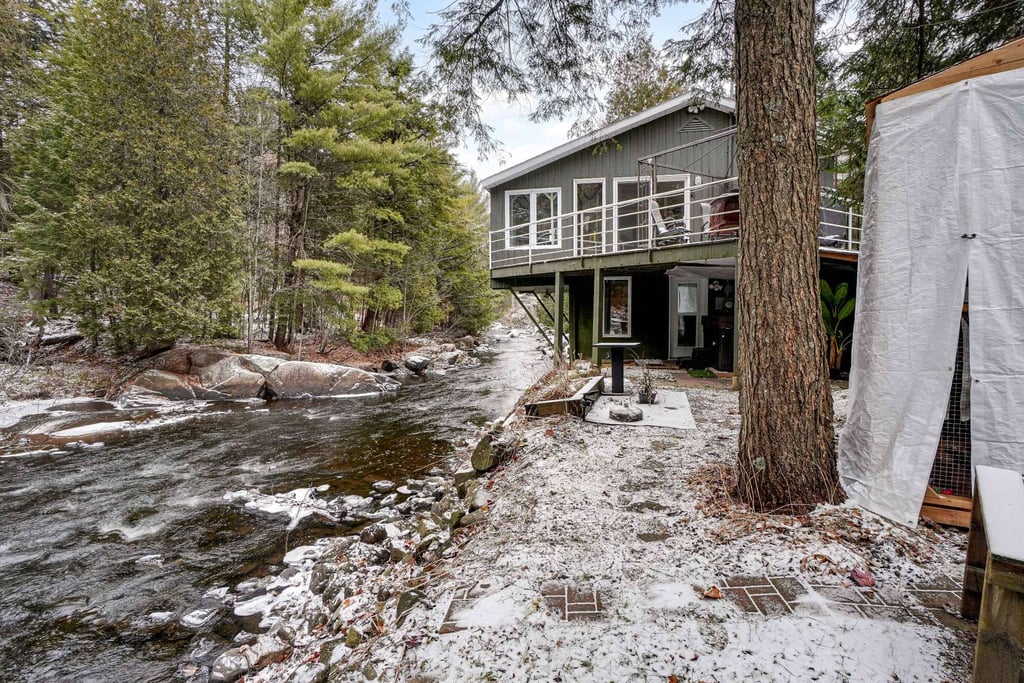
left=505, top=188, right=561, bottom=249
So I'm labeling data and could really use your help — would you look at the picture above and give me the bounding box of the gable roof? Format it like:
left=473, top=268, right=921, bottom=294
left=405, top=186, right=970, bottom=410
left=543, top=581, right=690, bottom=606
left=480, top=91, right=736, bottom=190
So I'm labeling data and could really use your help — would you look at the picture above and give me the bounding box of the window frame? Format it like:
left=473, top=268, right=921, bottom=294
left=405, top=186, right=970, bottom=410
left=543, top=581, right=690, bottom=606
left=503, top=187, right=563, bottom=250
left=573, top=177, right=606, bottom=255
left=602, top=275, right=633, bottom=339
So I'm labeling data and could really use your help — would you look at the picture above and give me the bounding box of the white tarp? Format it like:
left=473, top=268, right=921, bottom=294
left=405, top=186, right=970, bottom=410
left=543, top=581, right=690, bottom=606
left=838, top=66, right=1024, bottom=526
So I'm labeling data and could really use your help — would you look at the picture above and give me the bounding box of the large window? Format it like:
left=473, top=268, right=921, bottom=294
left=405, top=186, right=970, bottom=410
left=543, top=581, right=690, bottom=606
left=603, top=276, right=632, bottom=338
left=613, top=178, right=650, bottom=250
left=505, top=188, right=561, bottom=249
left=574, top=179, right=605, bottom=255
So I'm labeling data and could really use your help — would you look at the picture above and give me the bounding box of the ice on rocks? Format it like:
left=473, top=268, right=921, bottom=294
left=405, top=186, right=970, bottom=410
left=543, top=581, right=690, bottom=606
left=224, top=485, right=341, bottom=530
left=180, top=606, right=220, bottom=629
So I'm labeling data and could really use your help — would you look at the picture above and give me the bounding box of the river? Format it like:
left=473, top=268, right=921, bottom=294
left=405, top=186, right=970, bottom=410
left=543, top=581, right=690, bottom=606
left=0, top=330, right=547, bottom=682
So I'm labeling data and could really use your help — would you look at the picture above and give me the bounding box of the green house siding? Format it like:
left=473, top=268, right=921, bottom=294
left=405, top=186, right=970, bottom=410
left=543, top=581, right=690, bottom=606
left=488, top=107, right=736, bottom=263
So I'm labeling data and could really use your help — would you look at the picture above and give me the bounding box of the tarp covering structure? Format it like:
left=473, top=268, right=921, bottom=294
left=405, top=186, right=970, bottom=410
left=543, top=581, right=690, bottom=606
left=838, top=65, right=1024, bottom=527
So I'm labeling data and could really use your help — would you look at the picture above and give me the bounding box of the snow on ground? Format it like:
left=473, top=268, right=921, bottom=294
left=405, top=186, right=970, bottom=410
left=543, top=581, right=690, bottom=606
left=250, top=381, right=972, bottom=683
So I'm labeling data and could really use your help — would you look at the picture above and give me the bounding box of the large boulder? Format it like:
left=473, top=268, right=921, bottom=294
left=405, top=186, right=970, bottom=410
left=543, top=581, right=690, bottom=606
left=196, top=356, right=267, bottom=399
left=126, top=369, right=198, bottom=400
left=267, top=361, right=398, bottom=398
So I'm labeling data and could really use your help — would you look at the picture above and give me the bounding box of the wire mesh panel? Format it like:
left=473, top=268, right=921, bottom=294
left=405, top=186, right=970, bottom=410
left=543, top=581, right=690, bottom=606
left=929, top=313, right=972, bottom=497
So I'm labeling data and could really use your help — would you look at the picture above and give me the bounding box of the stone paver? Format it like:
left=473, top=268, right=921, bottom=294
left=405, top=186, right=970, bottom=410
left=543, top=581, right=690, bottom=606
left=541, top=583, right=605, bottom=621
left=439, top=579, right=501, bottom=634
left=717, top=573, right=974, bottom=630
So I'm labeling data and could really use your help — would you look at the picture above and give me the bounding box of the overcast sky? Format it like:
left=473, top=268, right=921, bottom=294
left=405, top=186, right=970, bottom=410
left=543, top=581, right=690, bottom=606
left=385, top=1, right=705, bottom=183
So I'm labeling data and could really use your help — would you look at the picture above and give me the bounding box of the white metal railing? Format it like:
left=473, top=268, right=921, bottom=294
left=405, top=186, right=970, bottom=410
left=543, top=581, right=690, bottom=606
left=489, top=176, right=863, bottom=270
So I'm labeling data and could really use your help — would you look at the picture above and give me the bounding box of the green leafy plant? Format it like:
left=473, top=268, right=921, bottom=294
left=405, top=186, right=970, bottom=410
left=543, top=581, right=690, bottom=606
left=820, top=279, right=856, bottom=371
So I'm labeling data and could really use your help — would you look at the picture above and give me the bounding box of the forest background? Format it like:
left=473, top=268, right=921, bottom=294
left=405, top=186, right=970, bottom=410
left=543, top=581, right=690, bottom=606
left=1, top=0, right=1021, bottom=359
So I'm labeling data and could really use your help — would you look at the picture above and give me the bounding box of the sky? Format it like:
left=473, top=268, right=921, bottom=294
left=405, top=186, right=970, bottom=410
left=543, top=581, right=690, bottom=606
left=383, top=1, right=705, bottom=183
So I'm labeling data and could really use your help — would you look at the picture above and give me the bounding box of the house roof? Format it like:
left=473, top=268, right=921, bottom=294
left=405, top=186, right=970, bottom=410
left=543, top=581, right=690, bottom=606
left=480, top=91, right=736, bottom=190
left=866, top=36, right=1024, bottom=135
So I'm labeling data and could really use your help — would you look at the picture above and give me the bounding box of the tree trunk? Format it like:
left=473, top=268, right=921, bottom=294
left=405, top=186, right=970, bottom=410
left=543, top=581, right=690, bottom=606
left=734, top=0, right=844, bottom=512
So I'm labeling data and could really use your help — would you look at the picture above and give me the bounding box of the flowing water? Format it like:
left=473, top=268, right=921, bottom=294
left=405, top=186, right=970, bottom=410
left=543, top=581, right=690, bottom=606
left=0, top=331, right=547, bottom=682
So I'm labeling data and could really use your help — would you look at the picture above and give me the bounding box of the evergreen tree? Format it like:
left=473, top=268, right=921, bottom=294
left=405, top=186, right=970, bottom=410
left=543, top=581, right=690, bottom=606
left=12, top=0, right=241, bottom=351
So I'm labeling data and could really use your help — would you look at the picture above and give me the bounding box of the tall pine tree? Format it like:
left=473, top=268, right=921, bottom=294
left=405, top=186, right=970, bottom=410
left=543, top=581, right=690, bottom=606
left=13, top=0, right=241, bottom=351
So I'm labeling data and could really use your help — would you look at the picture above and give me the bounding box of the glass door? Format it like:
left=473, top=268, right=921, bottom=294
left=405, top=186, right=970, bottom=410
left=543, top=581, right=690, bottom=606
left=670, top=279, right=705, bottom=358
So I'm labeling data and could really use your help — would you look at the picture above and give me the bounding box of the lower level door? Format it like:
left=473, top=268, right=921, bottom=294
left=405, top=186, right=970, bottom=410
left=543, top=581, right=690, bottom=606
left=670, top=279, right=706, bottom=358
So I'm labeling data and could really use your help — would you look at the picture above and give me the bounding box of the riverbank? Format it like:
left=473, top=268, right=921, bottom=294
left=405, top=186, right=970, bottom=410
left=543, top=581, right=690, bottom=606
left=244, top=366, right=974, bottom=682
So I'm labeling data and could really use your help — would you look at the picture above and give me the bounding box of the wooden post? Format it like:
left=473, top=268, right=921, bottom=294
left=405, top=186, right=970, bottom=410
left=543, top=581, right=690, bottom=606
left=591, top=266, right=602, bottom=366
left=974, top=558, right=1024, bottom=683
left=554, top=271, right=564, bottom=366
left=962, top=484, right=987, bottom=620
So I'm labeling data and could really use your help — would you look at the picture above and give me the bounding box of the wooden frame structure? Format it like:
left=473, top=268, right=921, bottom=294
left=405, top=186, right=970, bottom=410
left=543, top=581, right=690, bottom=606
left=864, top=36, right=1024, bottom=527
left=866, top=37, right=1024, bottom=135
left=962, top=465, right=1024, bottom=682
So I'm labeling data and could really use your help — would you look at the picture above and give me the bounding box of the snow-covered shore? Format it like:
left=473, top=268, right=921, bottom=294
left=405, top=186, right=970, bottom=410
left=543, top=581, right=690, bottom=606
left=231, top=378, right=973, bottom=683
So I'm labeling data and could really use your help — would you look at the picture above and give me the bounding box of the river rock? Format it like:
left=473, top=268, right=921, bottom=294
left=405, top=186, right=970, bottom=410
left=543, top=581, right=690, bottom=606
left=471, top=435, right=497, bottom=472
left=609, top=404, right=644, bottom=422
left=371, top=480, right=395, bottom=494
left=404, top=354, right=431, bottom=373
left=287, top=663, right=327, bottom=683
left=359, top=523, right=388, bottom=545
left=251, top=633, right=291, bottom=668
left=453, top=464, right=477, bottom=488
left=127, top=369, right=198, bottom=400
left=209, top=648, right=253, bottom=683
left=455, top=335, right=476, bottom=349
left=458, top=509, right=488, bottom=528
left=396, top=589, right=429, bottom=625
left=266, top=361, right=397, bottom=398
left=197, top=357, right=266, bottom=399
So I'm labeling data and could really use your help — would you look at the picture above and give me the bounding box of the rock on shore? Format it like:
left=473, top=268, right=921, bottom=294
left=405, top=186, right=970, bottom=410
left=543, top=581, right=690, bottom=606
left=117, top=348, right=400, bottom=402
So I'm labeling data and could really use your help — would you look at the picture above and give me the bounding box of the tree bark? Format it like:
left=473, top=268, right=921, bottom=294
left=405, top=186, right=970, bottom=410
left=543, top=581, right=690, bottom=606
left=734, top=0, right=844, bottom=512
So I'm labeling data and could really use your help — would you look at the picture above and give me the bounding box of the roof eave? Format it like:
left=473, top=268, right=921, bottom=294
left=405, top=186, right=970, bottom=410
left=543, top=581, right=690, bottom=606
left=480, top=92, right=736, bottom=190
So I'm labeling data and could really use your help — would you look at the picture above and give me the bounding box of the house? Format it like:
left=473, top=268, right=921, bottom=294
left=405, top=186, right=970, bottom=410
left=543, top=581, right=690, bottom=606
left=482, top=92, right=861, bottom=371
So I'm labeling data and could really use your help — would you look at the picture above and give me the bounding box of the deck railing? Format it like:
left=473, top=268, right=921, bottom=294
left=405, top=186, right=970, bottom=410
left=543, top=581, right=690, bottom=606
left=490, top=176, right=862, bottom=270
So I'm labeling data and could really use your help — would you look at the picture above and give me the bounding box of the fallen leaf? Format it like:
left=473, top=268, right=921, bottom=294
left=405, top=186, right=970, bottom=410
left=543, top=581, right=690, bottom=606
left=702, top=586, right=723, bottom=599
left=851, top=568, right=876, bottom=587
left=545, top=428, right=554, bottom=437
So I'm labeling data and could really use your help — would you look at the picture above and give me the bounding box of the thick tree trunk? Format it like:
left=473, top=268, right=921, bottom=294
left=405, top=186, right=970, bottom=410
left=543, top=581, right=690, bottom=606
left=734, top=0, right=844, bottom=512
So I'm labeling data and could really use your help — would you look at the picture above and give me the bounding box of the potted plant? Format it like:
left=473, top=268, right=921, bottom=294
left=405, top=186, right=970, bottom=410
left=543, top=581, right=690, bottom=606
left=820, top=279, right=856, bottom=376
left=634, top=356, right=658, bottom=404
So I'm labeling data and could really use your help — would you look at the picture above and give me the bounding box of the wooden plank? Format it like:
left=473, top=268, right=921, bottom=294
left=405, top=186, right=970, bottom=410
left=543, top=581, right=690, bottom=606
left=867, top=38, right=1024, bottom=137
left=962, top=485, right=988, bottom=620
left=924, top=488, right=973, bottom=511
left=921, top=504, right=971, bottom=528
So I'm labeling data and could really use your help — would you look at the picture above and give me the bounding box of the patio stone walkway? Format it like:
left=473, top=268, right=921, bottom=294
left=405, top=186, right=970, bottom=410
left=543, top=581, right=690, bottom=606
left=719, top=573, right=973, bottom=630
left=438, top=574, right=973, bottom=634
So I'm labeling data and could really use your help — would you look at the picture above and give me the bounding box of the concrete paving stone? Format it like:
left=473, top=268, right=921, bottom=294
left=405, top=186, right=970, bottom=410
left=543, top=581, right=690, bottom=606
left=905, top=608, right=942, bottom=626
left=768, top=577, right=807, bottom=602
left=723, top=575, right=773, bottom=589
left=790, top=601, right=828, bottom=617
left=859, top=605, right=913, bottom=622
left=827, top=602, right=866, bottom=619
left=721, top=588, right=758, bottom=614
left=909, top=589, right=960, bottom=609
left=861, top=586, right=905, bottom=607
left=541, top=584, right=605, bottom=621
left=750, top=593, right=792, bottom=616
left=465, top=580, right=498, bottom=599
left=811, top=585, right=867, bottom=604
left=745, top=584, right=781, bottom=596
left=439, top=597, right=476, bottom=634
left=912, top=575, right=961, bottom=591
left=928, top=607, right=977, bottom=633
